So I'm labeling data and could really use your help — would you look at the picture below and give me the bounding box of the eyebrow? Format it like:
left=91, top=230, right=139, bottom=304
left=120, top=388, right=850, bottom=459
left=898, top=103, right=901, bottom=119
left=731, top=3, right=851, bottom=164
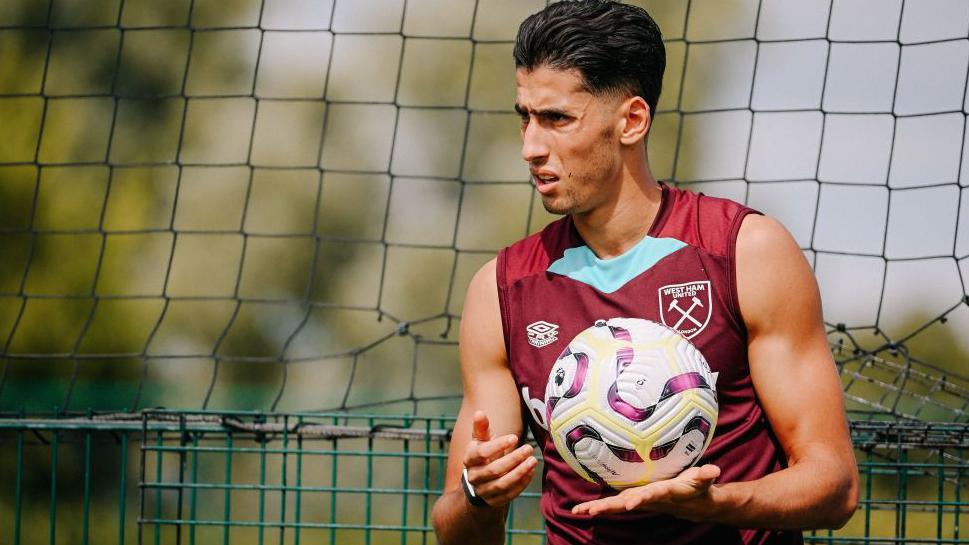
left=514, top=104, right=569, bottom=117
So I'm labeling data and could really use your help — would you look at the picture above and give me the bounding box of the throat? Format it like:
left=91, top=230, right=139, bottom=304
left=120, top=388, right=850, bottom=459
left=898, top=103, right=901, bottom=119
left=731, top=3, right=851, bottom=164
left=573, top=185, right=665, bottom=260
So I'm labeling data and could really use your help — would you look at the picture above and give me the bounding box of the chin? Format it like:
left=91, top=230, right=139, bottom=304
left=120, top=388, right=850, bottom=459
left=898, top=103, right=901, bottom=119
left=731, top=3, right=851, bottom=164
left=541, top=199, right=575, bottom=216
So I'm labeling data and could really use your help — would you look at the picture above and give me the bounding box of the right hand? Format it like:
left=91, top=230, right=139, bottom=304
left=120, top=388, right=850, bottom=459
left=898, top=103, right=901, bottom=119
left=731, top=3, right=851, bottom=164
left=462, top=410, right=538, bottom=507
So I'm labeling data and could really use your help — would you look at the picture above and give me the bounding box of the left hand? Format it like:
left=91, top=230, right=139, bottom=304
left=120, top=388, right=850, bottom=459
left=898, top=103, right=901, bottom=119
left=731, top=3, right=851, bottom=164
left=571, top=464, right=721, bottom=520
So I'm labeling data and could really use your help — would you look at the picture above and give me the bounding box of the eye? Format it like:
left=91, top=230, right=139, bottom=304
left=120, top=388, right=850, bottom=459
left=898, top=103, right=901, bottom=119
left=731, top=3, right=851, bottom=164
left=543, top=112, right=565, bottom=122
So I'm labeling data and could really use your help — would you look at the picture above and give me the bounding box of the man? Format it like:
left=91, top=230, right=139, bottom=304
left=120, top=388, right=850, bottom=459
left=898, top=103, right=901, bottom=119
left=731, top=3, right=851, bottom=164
left=432, top=1, right=858, bottom=544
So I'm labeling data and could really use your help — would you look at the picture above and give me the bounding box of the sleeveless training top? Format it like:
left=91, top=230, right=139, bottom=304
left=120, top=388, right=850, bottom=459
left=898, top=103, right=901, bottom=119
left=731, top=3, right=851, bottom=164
left=496, top=184, right=802, bottom=545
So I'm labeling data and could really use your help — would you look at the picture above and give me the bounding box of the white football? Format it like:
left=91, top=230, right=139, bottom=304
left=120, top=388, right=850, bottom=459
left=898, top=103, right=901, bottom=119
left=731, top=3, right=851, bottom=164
left=545, top=317, right=718, bottom=489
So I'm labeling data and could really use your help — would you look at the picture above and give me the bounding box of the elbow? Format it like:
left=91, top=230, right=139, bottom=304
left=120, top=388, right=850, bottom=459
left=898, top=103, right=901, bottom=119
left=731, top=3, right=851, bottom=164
left=431, top=495, right=446, bottom=536
left=826, top=468, right=859, bottom=529
left=430, top=491, right=464, bottom=542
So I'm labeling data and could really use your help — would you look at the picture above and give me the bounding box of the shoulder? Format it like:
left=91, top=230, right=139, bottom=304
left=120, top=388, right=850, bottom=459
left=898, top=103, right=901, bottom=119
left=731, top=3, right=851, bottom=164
left=735, top=213, right=819, bottom=335
left=461, top=257, right=507, bottom=365
left=498, top=216, right=573, bottom=287
left=735, top=213, right=802, bottom=265
left=656, top=185, right=757, bottom=257
left=467, top=257, right=497, bottom=295
left=679, top=186, right=751, bottom=219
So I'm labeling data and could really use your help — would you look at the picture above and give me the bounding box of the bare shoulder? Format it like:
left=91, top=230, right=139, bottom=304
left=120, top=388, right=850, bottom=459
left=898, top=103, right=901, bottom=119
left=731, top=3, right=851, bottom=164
left=736, top=213, right=801, bottom=259
left=463, top=257, right=500, bottom=337
left=467, top=257, right=498, bottom=297
left=735, top=213, right=821, bottom=336
left=460, top=257, right=507, bottom=375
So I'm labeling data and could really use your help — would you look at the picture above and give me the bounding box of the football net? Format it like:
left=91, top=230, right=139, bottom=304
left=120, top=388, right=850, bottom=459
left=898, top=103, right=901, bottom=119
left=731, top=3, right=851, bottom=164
left=0, top=0, right=967, bottom=544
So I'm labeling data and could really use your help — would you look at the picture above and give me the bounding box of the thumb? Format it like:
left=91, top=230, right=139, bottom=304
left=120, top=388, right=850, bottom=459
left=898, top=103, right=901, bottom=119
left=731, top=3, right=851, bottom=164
left=692, top=464, right=720, bottom=486
left=471, top=410, right=491, bottom=442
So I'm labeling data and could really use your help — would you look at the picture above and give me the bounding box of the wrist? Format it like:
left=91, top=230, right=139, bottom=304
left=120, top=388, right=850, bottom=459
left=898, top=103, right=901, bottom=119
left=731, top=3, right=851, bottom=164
left=432, top=488, right=506, bottom=545
left=704, top=482, right=750, bottom=525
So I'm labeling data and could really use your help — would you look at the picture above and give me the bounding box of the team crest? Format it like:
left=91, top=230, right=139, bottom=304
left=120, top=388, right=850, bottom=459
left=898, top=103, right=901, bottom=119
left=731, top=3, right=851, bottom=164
left=526, top=320, right=559, bottom=348
left=657, top=281, right=712, bottom=339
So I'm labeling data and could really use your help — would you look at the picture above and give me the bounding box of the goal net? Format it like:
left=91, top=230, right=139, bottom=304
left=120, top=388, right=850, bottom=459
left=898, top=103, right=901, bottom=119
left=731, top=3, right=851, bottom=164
left=0, top=0, right=966, bottom=544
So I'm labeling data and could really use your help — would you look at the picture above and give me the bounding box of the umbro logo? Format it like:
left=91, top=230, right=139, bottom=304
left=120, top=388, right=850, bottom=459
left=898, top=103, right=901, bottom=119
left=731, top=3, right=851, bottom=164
left=526, top=321, right=559, bottom=348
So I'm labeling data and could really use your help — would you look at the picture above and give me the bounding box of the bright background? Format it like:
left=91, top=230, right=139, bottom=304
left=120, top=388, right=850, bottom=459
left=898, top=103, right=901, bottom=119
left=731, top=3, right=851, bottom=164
left=0, top=0, right=966, bottom=427
left=1, top=1, right=968, bottom=544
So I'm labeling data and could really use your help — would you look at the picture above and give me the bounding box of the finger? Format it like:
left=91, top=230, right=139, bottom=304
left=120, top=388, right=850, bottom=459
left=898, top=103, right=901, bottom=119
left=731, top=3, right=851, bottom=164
left=640, top=480, right=677, bottom=502
left=467, top=443, right=534, bottom=485
left=479, top=434, right=520, bottom=463
left=487, top=467, right=535, bottom=506
left=593, top=487, right=665, bottom=516
left=572, top=495, right=623, bottom=515
left=613, top=482, right=670, bottom=512
left=623, top=487, right=661, bottom=511
left=571, top=499, right=599, bottom=515
left=692, top=464, right=720, bottom=485
left=471, top=410, right=491, bottom=442
left=677, top=463, right=719, bottom=483
left=476, top=455, right=538, bottom=501
left=463, top=433, right=518, bottom=468
left=483, top=456, right=537, bottom=505
left=485, top=460, right=538, bottom=506
left=572, top=496, right=627, bottom=516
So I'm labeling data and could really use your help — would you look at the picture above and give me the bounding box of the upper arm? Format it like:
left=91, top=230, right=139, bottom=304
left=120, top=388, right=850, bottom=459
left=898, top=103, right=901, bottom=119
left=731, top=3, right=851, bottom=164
left=442, top=257, right=525, bottom=491
left=736, top=215, right=854, bottom=470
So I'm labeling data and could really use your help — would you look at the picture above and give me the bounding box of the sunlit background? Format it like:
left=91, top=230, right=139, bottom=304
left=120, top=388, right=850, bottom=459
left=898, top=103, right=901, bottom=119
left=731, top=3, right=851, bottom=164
left=0, top=0, right=967, bottom=543
left=1, top=0, right=967, bottom=415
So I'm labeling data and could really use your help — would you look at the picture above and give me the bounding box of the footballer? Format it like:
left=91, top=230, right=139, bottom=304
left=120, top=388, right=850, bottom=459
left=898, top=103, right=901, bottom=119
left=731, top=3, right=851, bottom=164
left=432, top=2, right=858, bottom=543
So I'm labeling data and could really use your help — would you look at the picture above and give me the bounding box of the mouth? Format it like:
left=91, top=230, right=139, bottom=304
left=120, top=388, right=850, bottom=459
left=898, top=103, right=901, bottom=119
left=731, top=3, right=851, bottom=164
left=532, top=172, right=560, bottom=194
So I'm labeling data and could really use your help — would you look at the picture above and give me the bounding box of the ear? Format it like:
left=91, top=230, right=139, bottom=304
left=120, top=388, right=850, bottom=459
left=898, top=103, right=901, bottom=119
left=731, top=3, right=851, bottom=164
left=618, top=96, right=651, bottom=146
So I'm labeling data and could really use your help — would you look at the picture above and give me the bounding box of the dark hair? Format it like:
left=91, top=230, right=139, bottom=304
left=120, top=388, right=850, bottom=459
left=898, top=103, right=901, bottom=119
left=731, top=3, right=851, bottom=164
left=513, top=0, right=666, bottom=117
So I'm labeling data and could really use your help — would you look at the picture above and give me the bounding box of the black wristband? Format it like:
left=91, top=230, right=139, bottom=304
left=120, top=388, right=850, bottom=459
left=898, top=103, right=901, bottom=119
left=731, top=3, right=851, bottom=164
left=461, top=467, right=490, bottom=507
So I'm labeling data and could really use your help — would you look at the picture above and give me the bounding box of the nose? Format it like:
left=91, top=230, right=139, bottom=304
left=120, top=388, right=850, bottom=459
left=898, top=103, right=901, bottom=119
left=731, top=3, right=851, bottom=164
left=520, top=120, right=549, bottom=164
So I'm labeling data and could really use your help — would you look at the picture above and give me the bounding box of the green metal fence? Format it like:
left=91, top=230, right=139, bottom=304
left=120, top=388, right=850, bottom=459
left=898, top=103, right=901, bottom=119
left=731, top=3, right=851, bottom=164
left=1, top=409, right=966, bottom=545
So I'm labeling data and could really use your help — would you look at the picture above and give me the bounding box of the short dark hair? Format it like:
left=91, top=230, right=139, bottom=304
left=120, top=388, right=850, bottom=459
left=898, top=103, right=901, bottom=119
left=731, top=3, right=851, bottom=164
left=513, top=0, right=666, bottom=117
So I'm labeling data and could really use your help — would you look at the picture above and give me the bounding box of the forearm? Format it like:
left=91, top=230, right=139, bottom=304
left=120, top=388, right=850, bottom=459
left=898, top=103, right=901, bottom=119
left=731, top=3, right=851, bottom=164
left=703, top=453, right=857, bottom=530
left=432, top=489, right=508, bottom=545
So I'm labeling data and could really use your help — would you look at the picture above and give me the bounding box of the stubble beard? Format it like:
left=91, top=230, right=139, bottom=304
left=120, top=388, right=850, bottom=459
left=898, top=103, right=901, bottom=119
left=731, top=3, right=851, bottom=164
left=541, top=189, right=578, bottom=216
left=541, top=160, right=611, bottom=217
left=540, top=175, right=586, bottom=216
left=540, top=122, right=619, bottom=216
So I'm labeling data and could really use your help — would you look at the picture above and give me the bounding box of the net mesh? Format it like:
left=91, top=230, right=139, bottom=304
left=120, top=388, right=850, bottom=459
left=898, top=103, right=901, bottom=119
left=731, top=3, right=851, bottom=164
left=0, top=0, right=966, bottom=420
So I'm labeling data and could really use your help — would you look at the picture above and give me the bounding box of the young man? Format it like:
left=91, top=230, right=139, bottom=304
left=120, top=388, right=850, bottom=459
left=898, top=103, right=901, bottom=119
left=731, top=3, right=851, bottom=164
left=432, top=2, right=858, bottom=544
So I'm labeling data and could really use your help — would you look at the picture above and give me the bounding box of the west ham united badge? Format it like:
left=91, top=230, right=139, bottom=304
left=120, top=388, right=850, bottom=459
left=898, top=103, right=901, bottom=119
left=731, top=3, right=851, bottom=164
left=657, top=281, right=712, bottom=339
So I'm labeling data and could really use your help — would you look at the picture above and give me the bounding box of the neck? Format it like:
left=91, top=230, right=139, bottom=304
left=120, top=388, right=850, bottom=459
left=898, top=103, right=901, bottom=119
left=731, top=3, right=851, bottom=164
left=572, top=157, right=662, bottom=259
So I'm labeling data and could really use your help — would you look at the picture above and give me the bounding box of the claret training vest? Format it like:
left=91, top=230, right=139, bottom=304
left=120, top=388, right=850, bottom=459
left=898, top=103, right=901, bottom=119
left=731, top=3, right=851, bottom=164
left=496, top=183, right=802, bottom=545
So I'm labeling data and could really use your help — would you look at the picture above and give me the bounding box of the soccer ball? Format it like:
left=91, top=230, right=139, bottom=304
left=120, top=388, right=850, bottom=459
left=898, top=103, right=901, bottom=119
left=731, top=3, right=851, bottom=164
left=545, top=317, right=718, bottom=489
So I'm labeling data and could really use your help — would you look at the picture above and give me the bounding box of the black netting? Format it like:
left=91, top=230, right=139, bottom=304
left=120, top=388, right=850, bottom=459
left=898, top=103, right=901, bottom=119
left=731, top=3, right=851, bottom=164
left=0, top=0, right=965, bottom=421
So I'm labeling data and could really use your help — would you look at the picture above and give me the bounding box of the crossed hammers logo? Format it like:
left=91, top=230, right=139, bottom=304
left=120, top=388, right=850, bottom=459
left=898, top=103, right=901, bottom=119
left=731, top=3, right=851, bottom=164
left=667, top=296, right=704, bottom=330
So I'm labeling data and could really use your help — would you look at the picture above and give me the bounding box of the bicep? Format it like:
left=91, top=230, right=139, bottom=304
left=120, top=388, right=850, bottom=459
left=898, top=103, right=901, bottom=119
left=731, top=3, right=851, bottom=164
left=443, top=258, right=525, bottom=491
left=736, top=215, right=852, bottom=466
